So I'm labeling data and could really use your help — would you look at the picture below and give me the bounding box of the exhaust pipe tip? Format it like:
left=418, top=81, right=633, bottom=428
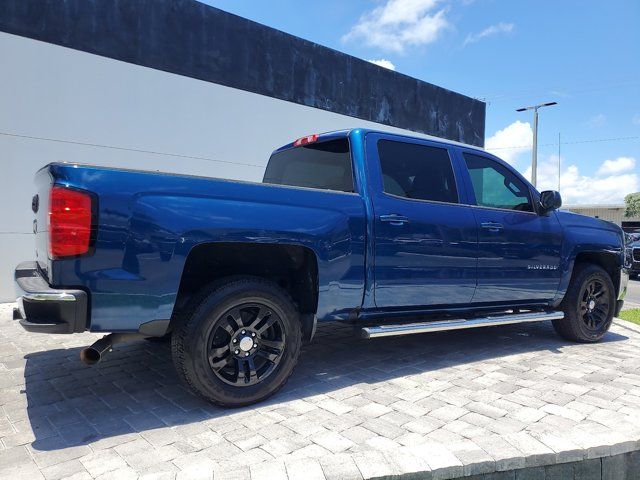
left=80, top=347, right=102, bottom=365
left=79, top=333, right=145, bottom=366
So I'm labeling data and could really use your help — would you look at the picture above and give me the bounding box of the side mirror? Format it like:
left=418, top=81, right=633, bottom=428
left=539, top=190, right=562, bottom=213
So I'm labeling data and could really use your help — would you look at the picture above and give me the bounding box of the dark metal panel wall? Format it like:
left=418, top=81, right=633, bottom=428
left=0, top=0, right=485, bottom=146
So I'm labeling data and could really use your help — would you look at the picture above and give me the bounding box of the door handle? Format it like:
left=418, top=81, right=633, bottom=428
left=481, top=221, right=504, bottom=232
left=380, top=214, right=410, bottom=226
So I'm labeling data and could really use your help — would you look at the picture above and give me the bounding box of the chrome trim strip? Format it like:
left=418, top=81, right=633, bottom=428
left=618, top=269, right=629, bottom=301
left=464, top=203, right=539, bottom=216
left=381, top=191, right=463, bottom=208
left=362, top=311, right=564, bottom=338
left=22, top=292, right=76, bottom=302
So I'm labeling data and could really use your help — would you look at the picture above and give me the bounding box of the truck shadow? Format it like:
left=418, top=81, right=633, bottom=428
left=23, top=321, right=629, bottom=451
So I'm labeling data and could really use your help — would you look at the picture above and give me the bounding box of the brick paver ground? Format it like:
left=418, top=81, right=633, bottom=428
left=1, top=302, right=640, bottom=479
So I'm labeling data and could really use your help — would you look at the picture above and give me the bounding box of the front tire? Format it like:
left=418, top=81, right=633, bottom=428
left=171, top=277, right=302, bottom=407
left=553, top=263, right=615, bottom=343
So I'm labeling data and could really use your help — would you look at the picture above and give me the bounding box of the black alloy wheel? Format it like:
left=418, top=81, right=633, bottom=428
left=207, top=303, right=286, bottom=387
left=171, top=277, right=302, bottom=407
left=553, top=263, right=615, bottom=343
left=579, top=278, right=610, bottom=332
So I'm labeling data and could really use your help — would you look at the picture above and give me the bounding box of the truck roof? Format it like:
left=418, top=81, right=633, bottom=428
left=273, top=128, right=488, bottom=155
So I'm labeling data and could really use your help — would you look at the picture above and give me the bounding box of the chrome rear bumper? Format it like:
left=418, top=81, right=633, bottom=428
left=14, top=261, right=87, bottom=334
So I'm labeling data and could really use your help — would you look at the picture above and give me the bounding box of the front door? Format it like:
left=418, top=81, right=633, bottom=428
left=370, top=136, right=478, bottom=308
left=461, top=152, right=563, bottom=303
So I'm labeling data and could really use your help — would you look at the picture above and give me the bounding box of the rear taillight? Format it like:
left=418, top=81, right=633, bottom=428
left=48, top=186, right=94, bottom=259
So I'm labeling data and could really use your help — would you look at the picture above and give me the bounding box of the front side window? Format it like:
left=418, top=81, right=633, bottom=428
left=464, top=153, right=533, bottom=212
left=377, top=140, right=458, bottom=204
left=263, top=138, right=354, bottom=192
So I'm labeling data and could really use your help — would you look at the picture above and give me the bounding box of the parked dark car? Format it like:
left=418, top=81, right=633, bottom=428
left=14, top=129, right=631, bottom=406
left=629, top=238, right=640, bottom=279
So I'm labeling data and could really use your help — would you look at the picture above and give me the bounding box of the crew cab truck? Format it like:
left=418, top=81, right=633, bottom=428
left=14, top=129, right=631, bottom=407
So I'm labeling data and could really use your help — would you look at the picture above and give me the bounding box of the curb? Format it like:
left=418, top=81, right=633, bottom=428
left=613, top=318, right=640, bottom=334
left=249, top=437, right=640, bottom=480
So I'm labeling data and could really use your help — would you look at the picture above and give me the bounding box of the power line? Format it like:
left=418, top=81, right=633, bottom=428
left=0, top=131, right=266, bottom=169
left=479, top=80, right=640, bottom=103
left=489, top=135, right=640, bottom=151
left=2, top=130, right=638, bottom=158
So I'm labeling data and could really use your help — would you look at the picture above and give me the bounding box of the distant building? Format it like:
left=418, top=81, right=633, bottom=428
left=563, top=205, right=640, bottom=232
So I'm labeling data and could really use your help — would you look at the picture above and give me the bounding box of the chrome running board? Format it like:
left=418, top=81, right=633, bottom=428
left=362, top=311, right=564, bottom=339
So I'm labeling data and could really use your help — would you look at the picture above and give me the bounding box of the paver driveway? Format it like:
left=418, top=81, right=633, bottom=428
left=1, top=302, right=640, bottom=479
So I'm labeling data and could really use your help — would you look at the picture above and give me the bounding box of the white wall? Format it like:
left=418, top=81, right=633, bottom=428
left=0, top=32, right=444, bottom=301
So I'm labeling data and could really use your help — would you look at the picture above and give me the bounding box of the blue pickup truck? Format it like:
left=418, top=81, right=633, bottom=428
left=14, top=129, right=631, bottom=406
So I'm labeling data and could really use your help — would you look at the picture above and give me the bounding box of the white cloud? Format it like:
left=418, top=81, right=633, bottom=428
left=487, top=120, right=638, bottom=204
left=485, top=120, right=532, bottom=165
left=368, top=59, right=397, bottom=70
left=596, top=156, right=636, bottom=175
left=343, top=0, right=449, bottom=53
left=522, top=155, right=639, bottom=205
left=586, top=113, right=606, bottom=128
left=463, top=22, right=514, bottom=46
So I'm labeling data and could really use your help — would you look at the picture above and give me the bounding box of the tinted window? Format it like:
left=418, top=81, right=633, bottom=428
left=464, top=153, right=533, bottom=212
left=377, top=140, right=458, bottom=203
left=263, top=139, right=354, bottom=192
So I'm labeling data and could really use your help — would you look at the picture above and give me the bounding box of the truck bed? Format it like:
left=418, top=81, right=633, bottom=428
left=34, top=163, right=367, bottom=331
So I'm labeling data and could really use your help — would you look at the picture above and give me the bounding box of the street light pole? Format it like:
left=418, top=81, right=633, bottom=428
left=558, top=132, right=561, bottom=192
left=532, top=108, right=538, bottom=188
left=516, top=101, right=557, bottom=188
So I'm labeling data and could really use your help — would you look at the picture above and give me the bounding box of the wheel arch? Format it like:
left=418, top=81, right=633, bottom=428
left=572, top=250, right=622, bottom=298
left=169, top=242, right=319, bottom=340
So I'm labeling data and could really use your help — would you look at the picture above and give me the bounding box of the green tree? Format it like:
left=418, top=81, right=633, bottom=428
left=625, top=192, right=640, bottom=218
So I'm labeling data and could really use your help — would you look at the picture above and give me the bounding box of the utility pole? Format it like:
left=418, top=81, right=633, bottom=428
left=516, top=102, right=558, bottom=188
left=558, top=132, right=561, bottom=192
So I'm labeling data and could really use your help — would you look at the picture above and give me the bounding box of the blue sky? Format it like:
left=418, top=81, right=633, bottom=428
left=202, top=0, right=639, bottom=204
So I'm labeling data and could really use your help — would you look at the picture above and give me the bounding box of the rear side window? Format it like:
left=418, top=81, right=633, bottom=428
left=464, top=153, right=534, bottom=212
left=263, top=139, right=354, bottom=192
left=377, top=140, right=458, bottom=204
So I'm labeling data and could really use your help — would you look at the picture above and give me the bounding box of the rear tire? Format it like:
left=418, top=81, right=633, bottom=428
left=144, top=335, right=170, bottom=343
left=553, top=263, right=615, bottom=343
left=171, top=277, right=302, bottom=407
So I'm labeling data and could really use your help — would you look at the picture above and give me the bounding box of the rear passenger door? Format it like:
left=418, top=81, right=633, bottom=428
left=460, top=152, right=563, bottom=303
left=367, top=134, right=478, bottom=308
